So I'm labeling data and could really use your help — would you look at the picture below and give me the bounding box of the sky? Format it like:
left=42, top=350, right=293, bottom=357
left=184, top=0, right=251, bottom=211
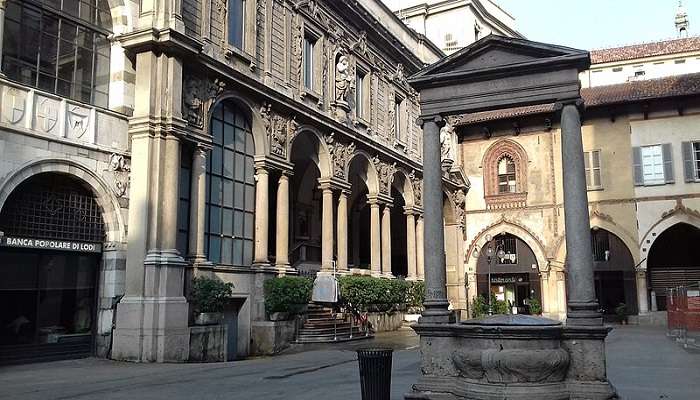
left=496, top=0, right=700, bottom=50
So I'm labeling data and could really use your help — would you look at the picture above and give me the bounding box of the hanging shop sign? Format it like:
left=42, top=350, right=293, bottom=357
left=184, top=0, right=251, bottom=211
left=0, top=236, right=102, bottom=253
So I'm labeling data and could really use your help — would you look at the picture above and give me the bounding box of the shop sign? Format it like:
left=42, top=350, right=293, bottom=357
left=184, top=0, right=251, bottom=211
left=490, top=275, right=526, bottom=284
left=0, top=236, right=102, bottom=253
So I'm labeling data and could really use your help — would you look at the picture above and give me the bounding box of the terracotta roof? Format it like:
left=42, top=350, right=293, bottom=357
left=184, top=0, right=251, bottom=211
left=582, top=72, right=700, bottom=106
left=590, top=37, right=700, bottom=64
left=452, top=73, right=700, bottom=126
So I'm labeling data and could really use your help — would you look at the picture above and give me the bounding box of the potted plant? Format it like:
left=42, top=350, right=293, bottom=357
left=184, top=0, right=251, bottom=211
left=615, top=303, right=628, bottom=325
left=528, top=298, right=542, bottom=315
left=189, top=277, right=234, bottom=325
left=263, top=277, right=313, bottom=321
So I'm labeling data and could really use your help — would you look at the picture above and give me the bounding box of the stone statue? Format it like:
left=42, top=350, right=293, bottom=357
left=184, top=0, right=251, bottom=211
left=335, top=55, right=351, bottom=103
left=440, top=123, right=455, bottom=161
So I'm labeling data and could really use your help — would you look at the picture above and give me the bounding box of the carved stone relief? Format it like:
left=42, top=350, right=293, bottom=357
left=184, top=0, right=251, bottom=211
left=2, top=88, right=26, bottom=124
left=409, top=170, right=422, bottom=207
left=452, top=348, right=570, bottom=384
left=260, top=103, right=298, bottom=159
left=324, top=133, right=355, bottom=180
left=106, top=153, right=131, bottom=198
left=372, top=155, right=397, bottom=195
left=183, top=75, right=226, bottom=129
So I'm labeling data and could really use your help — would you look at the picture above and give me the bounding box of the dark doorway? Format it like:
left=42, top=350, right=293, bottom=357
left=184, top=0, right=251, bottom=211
left=647, top=223, right=700, bottom=311
left=590, top=229, right=637, bottom=316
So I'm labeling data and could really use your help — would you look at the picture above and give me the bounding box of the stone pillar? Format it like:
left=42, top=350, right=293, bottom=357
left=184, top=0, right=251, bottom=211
left=369, top=198, right=382, bottom=276
left=337, top=190, right=349, bottom=272
left=419, top=116, right=453, bottom=323
left=416, top=215, right=425, bottom=279
left=352, top=210, right=360, bottom=268
left=406, top=210, right=418, bottom=280
left=637, top=270, right=649, bottom=314
left=188, top=146, right=208, bottom=264
left=381, top=204, right=392, bottom=276
left=0, top=0, right=6, bottom=76
left=561, top=103, right=601, bottom=326
left=320, top=184, right=334, bottom=272
left=254, top=167, right=269, bottom=265
left=112, top=51, right=189, bottom=362
left=275, top=172, right=291, bottom=269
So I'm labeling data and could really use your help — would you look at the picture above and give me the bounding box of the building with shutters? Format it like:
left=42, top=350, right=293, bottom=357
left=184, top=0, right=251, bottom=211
left=451, top=36, right=700, bottom=323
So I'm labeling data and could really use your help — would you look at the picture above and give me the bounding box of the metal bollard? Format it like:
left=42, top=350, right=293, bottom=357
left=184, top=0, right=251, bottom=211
left=357, top=348, right=393, bottom=400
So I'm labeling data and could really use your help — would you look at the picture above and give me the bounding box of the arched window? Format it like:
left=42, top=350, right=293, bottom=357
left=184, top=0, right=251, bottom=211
left=2, top=0, right=112, bottom=107
left=497, top=156, right=516, bottom=193
left=205, top=101, right=256, bottom=266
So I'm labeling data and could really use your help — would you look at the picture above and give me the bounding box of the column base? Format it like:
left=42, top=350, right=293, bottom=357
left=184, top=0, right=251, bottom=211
left=566, top=301, right=603, bottom=326
left=274, top=263, right=298, bottom=276
left=420, top=300, right=455, bottom=324
left=112, top=296, right=190, bottom=362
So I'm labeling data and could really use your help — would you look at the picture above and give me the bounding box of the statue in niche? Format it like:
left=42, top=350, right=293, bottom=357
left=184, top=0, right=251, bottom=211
left=440, top=123, right=455, bottom=161
left=335, top=55, right=351, bottom=103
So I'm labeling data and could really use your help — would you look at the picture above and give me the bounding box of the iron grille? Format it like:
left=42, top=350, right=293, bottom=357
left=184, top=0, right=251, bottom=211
left=0, top=174, right=105, bottom=243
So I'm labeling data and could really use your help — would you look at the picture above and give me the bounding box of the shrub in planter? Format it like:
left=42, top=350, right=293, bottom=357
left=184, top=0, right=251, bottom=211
left=189, top=277, right=234, bottom=325
left=528, top=298, right=542, bottom=315
left=263, top=276, right=313, bottom=318
left=338, top=276, right=409, bottom=312
left=471, top=295, right=489, bottom=318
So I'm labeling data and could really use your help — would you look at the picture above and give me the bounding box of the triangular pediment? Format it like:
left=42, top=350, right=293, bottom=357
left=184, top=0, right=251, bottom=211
left=412, top=35, right=589, bottom=80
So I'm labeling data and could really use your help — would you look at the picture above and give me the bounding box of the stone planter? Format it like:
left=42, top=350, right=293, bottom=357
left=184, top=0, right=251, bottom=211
left=269, top=312, right=290, bottom=321
left=194, top=312, right=222, bottom=326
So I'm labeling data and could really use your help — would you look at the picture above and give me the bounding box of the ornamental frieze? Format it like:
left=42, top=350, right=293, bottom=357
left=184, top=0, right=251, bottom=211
left=323, top=133, right=355, bottom=180
left=260, top=103, right=298, bottom=159
left=106, top=153, right=131, bottom=198
left=409, top=170, right=423, bottom=207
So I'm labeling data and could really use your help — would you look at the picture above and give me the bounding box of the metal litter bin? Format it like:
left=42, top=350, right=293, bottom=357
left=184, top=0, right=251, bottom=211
left=357, top=348, right=393, bottom=400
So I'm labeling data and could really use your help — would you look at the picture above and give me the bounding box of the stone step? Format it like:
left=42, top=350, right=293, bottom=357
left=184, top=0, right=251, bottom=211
left=298, top=326, right=364, bottom=335
left=294, top=333, right=373, bottom=344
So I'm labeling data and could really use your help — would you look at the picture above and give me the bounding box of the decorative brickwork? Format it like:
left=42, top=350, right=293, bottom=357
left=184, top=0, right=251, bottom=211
left=482, top=139, right=528, bottom=209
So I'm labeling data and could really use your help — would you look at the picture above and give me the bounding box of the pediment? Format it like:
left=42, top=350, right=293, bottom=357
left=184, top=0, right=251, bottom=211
left=412, top=35, right=589, bottom=80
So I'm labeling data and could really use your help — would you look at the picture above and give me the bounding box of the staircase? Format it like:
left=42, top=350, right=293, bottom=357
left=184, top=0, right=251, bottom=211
left=295, top=304, right=373, bottom=344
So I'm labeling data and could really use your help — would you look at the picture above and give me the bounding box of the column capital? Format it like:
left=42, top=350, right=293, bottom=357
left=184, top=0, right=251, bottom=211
left=0, top=0, right=7, bottom=11
left=416, top=114, right=447, bottom=129
left=555, top=98, right=585, bottom=113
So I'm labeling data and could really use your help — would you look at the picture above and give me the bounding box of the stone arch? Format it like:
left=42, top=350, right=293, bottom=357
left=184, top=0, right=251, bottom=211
left=467, top=219, right=548, bottom=275
left=208, top=93, right=268, bottom=158
left=481, top=139, right=528, bottom=197
left=289, top=126, right=332, bottom=179
left=638, top=207, right=700, bottom=272
left=0, top=159, right=125, bottom=244
left=347, top=150, right=380, bottom=196
left=105, top=0, right=136, bottom=33
left=391, top=169, right=415, bottom=208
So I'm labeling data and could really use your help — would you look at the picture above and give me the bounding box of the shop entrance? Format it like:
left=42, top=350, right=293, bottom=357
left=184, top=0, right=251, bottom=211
left=489, top=274, right=534, bottom=314
left=0, top=173, right=105, bottom=364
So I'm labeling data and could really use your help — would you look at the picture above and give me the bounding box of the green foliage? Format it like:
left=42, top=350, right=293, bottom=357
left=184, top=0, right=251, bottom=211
left=406, top=280, right=426, bottom=308
left=338, top=276, right=424, bottom=312
left=528, top=298, right=542, bottom=315
left=263, top=276, right=313, bottom=314
left=471, top=295, right=489, bottom=318
left=189, top=277, right=234, bottom=313
left=615, top=303, right=628, bottom=318
left=492, top=298, right=510, bottom=315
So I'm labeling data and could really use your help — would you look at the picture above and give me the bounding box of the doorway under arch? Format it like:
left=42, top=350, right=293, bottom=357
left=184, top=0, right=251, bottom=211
left=647, top=223, right=700, bottom=311
left=590, top=228, right=637, bottom=316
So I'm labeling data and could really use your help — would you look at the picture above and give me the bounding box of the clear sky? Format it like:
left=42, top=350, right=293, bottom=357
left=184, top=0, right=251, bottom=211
left=496, top=0, right=700, bottom=50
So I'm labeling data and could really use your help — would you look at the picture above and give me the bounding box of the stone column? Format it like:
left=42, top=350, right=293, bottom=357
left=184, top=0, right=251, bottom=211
left=416, top=215, right=425, bottom=279
left=406, top=210, right=418, bottom=280
left=0, top=0, right=6, bottom=76
left=275, top=172, right=291, bottom=269
left=337, top=190, right=349, bottom=272
left=352, top=210, right=360, bottom=268
left=320, top=184, right=334, bottom=272
left=561, top=103, right=601, bottom=326
left=254, top=167, right=269, bottom=265
left=369, top=198, right=382, bottom=276
left=188, top=146, right=208, bottom=264
left=419, top=116, right=452, bottom=323
left=381, top=204, right=392, bottom=276
left=637, top=270, right=649, bottom=314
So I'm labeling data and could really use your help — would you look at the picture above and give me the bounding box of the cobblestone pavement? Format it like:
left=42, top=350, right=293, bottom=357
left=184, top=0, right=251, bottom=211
left=0, top=326, right=698, bottom=400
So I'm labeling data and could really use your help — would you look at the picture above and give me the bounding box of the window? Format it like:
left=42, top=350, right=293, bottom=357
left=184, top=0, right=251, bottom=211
left=355, top=69, right=369, bottom=120
left=394, top=97, right=403, bottom=141
left=303, top=36, right=315, bottom=90
left=443, top=33, right=459, bottom=53
left=641, top=145, right=665, bottom=185
left=591, top=229, right=610, bottom=262
left=177, top=148, right=192, bottom=257
left=496, top=234, right=517, bottom=265
left=692, top=142, right=700, bottom=179
left=2, top=0, right=111, bottom=108
left=228, top=0, right=245, bottom=49
left=682, top=141, right=700, bottom=182
left=584, top=150, right=602, bottom=190
left=205, top=102, right=256, bottom=266
left=497, top=157, right=516, bottom=193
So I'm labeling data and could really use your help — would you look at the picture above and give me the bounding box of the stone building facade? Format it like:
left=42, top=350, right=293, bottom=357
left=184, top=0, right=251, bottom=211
left=453, top=38, right=700, bottom=322
left=0, top=0, right=473, bottom=363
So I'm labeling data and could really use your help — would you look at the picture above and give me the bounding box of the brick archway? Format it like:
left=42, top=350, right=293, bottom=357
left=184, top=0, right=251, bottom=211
left=482, top=139, right=528, bottom=209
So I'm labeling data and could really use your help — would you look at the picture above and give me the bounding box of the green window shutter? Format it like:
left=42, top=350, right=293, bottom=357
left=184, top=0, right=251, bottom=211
left=662, top=143, right=674, bottom=184
left=682, top=141, right=696, bottom=182
left=632, top=147, right=643, bottom=186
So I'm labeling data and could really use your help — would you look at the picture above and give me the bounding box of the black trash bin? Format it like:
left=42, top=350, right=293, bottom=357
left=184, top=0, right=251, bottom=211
left=357, top=348, right=393, bottom=400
